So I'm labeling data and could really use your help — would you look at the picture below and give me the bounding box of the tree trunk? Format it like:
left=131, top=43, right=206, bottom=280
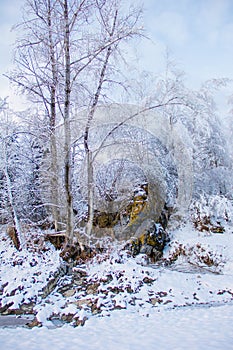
left=48, top=0, right=62, bottom=231
left=63, top=0, right=74, bottom=243
left=83, top=10, right=117, bottom=238
left=86, top=150, right=94, bottom=239
left=50, top=133, right=62, bottom=231
left=3, top=142, right=24, bottom=249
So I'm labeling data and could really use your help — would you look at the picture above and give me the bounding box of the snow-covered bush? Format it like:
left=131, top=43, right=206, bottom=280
left=164, top=240, right=226, bottom=273
left=190, top=194, right=233, bottom=232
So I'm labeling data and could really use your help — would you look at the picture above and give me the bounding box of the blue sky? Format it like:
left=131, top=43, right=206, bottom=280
left=142, top=0, right=233, bottom=88
left=0, top=0, right=22, bottom=107
left=1, top=0, right=233, bottom=110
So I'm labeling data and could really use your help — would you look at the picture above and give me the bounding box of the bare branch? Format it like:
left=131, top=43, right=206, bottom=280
left=93, top=98, right=182, bottom=161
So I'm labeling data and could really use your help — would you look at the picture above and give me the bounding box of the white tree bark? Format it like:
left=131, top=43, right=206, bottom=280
left=48, top=0, right=62, bottom=231
left=84, top=9, right=117, bottom=238
left=63, top=0, right=74, bottom=242
left=2, top=139, right=25, bottom=248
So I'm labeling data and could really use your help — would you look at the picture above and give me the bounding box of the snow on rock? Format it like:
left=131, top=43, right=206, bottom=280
left=0, top=231, right=61, bottom=311
left=164, top=222, right=233, bottom=273
left=1, top=219, right=233, bottom=328
left=190, top=195, right=233, bottom=232
left=84, top=243, right=233, bottom=317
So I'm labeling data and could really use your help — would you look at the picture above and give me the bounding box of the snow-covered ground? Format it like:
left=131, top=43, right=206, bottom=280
left=1, top=304, right=233, bottom=350
left=1, top=220, right=233, bottom=349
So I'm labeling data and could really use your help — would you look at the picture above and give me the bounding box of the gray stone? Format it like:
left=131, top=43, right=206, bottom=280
left=0, top=315, right=34, bottom=328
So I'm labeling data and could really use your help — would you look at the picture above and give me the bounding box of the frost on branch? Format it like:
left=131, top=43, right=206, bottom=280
left=190, top=195, right=233, bottom=233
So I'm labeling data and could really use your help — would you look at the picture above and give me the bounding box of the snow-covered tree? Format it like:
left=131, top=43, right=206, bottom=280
left=7, top=0, right=144, bottom=243
left=0, top=100, right=25, bottom=246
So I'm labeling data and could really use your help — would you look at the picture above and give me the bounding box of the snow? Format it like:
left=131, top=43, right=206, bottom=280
left=0, top=236, right=61, bottom=309
left=1, top=305, right=233, bottom=349
left=1, top=219, right=233, bottom=349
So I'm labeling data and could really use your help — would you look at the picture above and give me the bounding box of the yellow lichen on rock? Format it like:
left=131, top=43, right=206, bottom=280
left=129, top=195, right=147, bottom=224
left=128, top=222, right=168, bottom=262
left=132, top=229, right=162, bottom=250
left=128, top=183, right=148, bottom=225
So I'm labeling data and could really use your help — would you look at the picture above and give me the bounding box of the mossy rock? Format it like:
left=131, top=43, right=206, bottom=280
left=210, top=226, right=225, bottom=234
left=129, top=195, right=147, bottom=224
left=129, top=222, right=169, bottom=262
left=128, top=183, right=149, bottom=225
left=93, top=211, right=119, bottom=228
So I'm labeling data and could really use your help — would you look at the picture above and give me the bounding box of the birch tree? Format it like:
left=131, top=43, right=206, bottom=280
left=83, top=2, right=142, bottom=237
left=8, top=0, right=64, bottom=231
left=0, top=101, right=25, bottom=247
left=8, top=0, right=143, bottom=243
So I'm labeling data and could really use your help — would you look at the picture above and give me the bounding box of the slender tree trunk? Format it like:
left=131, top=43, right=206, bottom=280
left=85, top=150, right=94, bottom=238
left=3, top=142, right=24, bottom=248
left=48, top=0, right=62, bottom=231
left=50, top=133, right=61, bottom=231
left=84, top=11, right=117, bottom=236
left=63, top=0, right=74, bottom=242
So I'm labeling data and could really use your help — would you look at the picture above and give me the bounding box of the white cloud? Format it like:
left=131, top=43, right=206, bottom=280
left=151, top=11, right=189, bottom=46
left=221, top=22, right=233, bottom=50
left=195, top=0, right=230, bottom=46
left=135, top=38, right=167, bottom=74
left=198, top=0, right=229, bottom=27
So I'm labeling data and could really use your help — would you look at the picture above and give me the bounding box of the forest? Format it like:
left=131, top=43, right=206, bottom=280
left=0, top=0, right=233, bottom=347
